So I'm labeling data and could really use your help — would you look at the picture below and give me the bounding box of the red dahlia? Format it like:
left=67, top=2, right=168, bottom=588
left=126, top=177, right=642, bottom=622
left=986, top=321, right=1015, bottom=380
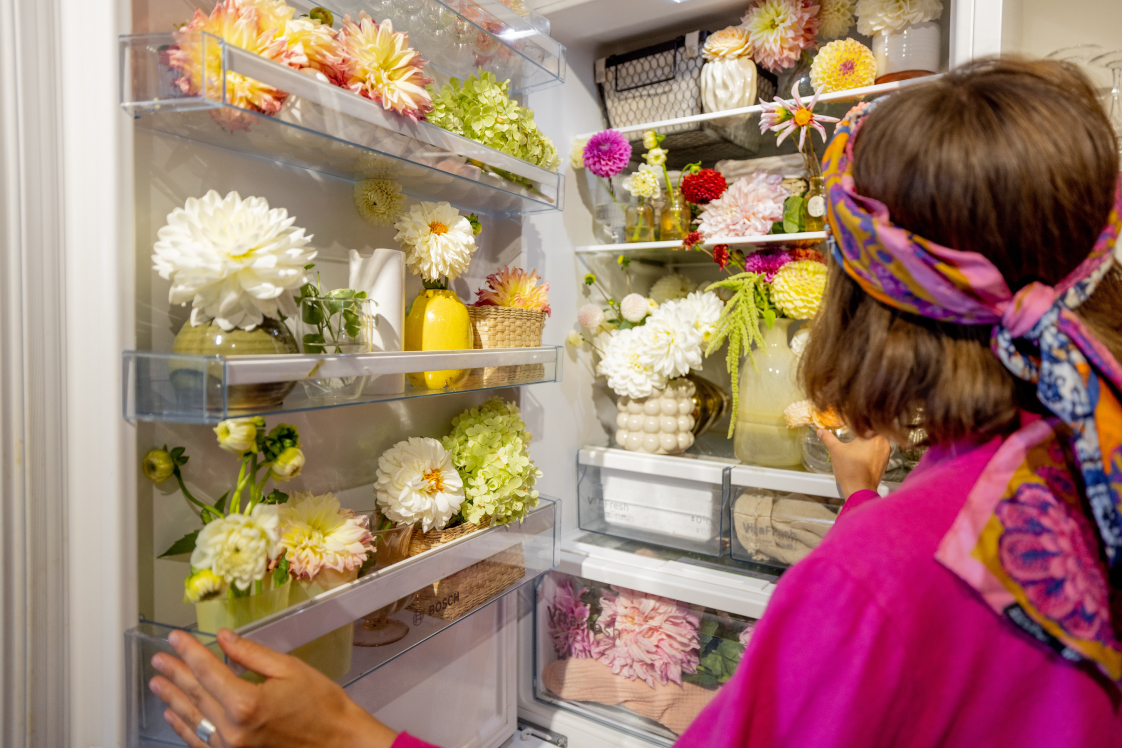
left=681, top=230, right=704, bottom=251
left=681, top=169, right=727, bottom=204
left=712, top=244, right=730, bottom=270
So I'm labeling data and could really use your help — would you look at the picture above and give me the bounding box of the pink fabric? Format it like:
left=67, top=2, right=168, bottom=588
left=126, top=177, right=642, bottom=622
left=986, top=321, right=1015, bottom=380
left=392, top=732, right=437, bottom=748
left=677, top=439, right=1122, bottom=748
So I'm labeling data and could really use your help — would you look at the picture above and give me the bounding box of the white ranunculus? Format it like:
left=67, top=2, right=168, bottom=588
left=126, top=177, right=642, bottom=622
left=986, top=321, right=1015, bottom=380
left=393, top=201, right=476, bottom=282
left=214, top=417, right=258, bottom=454
left=639, top=306, right=704, bottom=378
left=190, top=505, right=282, bottom=591
left=269, top=447, right=305, bottom=482
left=597, top=327, right=667, bottom=399
left=153, top=190, right=317, bottom=332
left=374, top=437, right=465, bottom=533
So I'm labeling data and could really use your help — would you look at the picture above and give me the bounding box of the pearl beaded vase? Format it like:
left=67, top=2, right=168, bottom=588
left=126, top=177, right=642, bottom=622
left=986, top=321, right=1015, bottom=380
left=614, top=379, right=697, bottom=456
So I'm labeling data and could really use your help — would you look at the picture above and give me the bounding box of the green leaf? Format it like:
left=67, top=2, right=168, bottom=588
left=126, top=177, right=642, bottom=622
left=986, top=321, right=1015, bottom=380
left=263, top=489, right=289, bottom=505
left=717, top=638, right=745, bottom=659
left=616, top=319, right=635, bottom=330
left=213, top=491, right=228, bottom=514
left=700, top=617, right=719, bottom=637
left=273, top=555, right=290, bottom=587
left=783, top=195, right=806, bottom=234
left=159, top=530, right=199, bottom=559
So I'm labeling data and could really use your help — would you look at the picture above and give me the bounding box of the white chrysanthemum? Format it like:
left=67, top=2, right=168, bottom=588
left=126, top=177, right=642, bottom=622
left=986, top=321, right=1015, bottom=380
left=598, top=328, right=667, bottom=399
left=855, top=0, right=943, bottom=35
left=153, top=190, right=317, bottom=331
left=622, top=164, right=661, bottom=200
left=278, top=492, right=374, bottom=579
left=621, top=294, right=652, bottom=323
left=374, top=437, right=465, bottom=533
left=394, top=201, right=476, bottom=282
left=353, top=179, right=404, bottom=226
left=190, top=505, right=282, bottom=591
left=650, top=274, right=698, bottom=304
left=570, top=136, right=589, bottom=170
left=577, top=303, right=606, bottom=330
left=818, top=0, right=857, bottom=38
left=666, top=291, right=724, bottom=343
left=639, top=307, right=704, bottom=378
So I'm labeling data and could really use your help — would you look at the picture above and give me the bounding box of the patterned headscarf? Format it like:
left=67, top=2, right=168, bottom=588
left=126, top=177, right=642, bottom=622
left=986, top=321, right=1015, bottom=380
left=824, top=96, right=1122, bottom=683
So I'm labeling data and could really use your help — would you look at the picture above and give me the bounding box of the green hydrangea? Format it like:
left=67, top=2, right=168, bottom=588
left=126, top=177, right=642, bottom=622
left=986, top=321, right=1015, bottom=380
left=443, top=397, right=542, bottom=526
left=427, top=72, right=561, bottom=171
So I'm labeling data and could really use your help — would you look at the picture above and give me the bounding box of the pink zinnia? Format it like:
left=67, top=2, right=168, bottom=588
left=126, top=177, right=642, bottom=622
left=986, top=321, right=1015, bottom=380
left=583, top=130, right=632, bottom=179
left=547, top=579, right=597, bottom=659
left=593, top=586, right=700, bottom=688
left=744, top=249, right=794, bottom=281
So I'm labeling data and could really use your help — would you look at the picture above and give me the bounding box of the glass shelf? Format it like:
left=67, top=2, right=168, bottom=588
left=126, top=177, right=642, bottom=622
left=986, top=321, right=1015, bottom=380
left=120, top=32, right=563, bottom=216
left=575, top=232, right=826, bottom=265
left=126, top=498, right=558, bottom=748
left=124, top=346, right=561, bottom=424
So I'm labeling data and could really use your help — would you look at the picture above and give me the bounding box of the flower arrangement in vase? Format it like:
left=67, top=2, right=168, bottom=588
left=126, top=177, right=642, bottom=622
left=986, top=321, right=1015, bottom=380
left=396, top=201, right=481, bottom=389
left=542, top=575, right=757, bottom=736
left=153, top=190, right=317, bottom=410
left=294, top=274, right=374, bottom=403
left=468, top=268, right=551, bottom=383
left=856, top=0, right=943, bottom=81
left=574, top=130, right=633, bottom=243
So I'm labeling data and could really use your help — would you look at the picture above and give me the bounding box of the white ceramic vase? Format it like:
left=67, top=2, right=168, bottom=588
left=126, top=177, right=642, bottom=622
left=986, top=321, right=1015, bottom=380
left=700, top=56, right=759, bottom=122
left=733, top=319, right=804, bottom=468
left=872, top=22, right=941, bottom=79
left=615, top=379, right=697, bottom=455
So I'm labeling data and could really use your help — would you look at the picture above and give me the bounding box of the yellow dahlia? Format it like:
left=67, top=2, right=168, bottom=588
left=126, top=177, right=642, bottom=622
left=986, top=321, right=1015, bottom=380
left=353, top=178, right=404, bottom=225
left=338, top=13, right=434, bottom=122
left=810, top=39, right=877, bottom=93
left=771, top=260, right=827, bottom=319
left=171, top=0, right=307, bottom=121
left=278, top=492, right=374, bottom=579
left=235, top=0, right=294, bottom=34
left=281, top=17, right=346, bottom=84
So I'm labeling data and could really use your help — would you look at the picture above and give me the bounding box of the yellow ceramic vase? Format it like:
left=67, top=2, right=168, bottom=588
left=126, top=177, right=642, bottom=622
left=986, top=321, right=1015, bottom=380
left=404, top=288, right=473, bottom=389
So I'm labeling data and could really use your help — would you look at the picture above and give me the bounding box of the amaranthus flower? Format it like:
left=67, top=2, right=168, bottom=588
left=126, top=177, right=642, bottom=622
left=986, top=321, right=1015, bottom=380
left=759, top=82, right=841, bottom=150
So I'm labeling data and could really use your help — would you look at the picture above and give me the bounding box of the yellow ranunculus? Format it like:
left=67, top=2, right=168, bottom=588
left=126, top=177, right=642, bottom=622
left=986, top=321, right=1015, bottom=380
left=269, top=446, right=305, bottom=482
left=643, top=130, right=660, bottom=150
left=214, top=417, right=259, bottom=454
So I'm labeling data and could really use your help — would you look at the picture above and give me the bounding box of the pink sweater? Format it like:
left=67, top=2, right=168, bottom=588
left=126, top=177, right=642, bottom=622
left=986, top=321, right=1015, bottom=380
left=393, top=438, right=1122, bottom=748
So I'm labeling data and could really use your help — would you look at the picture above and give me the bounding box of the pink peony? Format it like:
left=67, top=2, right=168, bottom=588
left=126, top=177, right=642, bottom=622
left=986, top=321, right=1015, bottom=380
left=547, top=579, right=597, bottom=659
left=583, top=130, right=633, bottom=179
left=744, top=249, right=795, bottom=281
left=697, top=174, right=789, bottom=238
left=593, top=586, right=701, bottom=688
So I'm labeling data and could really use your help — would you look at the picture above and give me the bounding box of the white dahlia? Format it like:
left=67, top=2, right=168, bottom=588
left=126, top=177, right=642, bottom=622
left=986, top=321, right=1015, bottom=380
left=622, top=164, right=662, bottom=200
left=190, top=505, right=282, bottom=591
left=374, top=437, right=465, bottom=533
left=818, top=0, right=856, bottom=38
left=278, top=492, right=374, bottom=579
left=650, top=274, right=698, bottom=304
left=855, top=0, right=942, bottom=35
left=353, top=178, right=404, bottom=225
left=697, top=173, right=789, bottom=238
left=394, top=201, right=476, bottom=282
left=598, top=327, right=667, bottom=399
left=638, top=307, right=704, bottom=379
left=153, top=190, right=317, bottom=331
left=666, top=290, right=724, bottom=343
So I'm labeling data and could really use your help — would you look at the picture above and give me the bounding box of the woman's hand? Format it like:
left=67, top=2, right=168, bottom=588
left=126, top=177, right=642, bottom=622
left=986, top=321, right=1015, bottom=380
left=149, top=628, right=399, bottom=748
left=817, top=429, right=892, bottom=499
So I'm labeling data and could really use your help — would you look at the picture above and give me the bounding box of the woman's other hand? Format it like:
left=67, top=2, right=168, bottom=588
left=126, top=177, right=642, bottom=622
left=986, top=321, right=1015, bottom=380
left=149, top=627, right=398, bottom=748
left=818, top=429, right=892, bottom=499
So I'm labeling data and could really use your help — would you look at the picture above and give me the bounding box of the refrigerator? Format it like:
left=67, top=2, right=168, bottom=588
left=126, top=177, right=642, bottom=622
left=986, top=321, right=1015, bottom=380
left=12, top=0, right=1118, bottom=746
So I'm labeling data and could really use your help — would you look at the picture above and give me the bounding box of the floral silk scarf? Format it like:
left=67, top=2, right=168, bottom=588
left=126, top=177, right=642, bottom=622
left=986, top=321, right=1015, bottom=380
left=823, top=97, right=1122, bottom=683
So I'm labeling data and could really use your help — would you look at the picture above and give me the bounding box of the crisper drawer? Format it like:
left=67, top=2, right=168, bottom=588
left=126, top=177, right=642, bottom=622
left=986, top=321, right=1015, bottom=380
left=533, top=571, right=758, bottom=746
left=577, top=447, right=729, bottom=557
left=726, top=465, right=843, bottom=571
left=126, top=499, right=558, bottom=747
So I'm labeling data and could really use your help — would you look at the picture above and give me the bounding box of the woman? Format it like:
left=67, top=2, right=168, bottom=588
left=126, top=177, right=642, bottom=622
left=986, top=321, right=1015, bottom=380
left=149, top=58, right=1122, bottom=747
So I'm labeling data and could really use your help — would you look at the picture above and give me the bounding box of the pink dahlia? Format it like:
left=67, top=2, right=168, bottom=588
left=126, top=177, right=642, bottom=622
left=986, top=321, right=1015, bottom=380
left=547, top=579, right=597, bottom=659
left=593, top=586, right=700, bottom=688
left=583, top=130, right=632, bottom=179
left=697, top=174, right=789, bottom=238
left=744, top=249, right=794, bottom=281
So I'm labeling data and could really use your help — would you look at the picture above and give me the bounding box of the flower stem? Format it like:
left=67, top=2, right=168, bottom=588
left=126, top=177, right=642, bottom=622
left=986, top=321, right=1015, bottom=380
left=175, top=469, right=219, bottom=522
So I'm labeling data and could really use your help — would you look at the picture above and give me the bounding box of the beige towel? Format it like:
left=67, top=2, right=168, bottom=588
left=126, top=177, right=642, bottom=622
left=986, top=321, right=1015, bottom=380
left=542, top=658, right=718, bottom=735
left=733, top=490, right=840, bottom=566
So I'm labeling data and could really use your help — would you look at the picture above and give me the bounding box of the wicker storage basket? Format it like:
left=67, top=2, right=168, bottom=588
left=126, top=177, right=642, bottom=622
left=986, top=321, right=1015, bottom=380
left=406, top=517, right=528, bottom=621
left=465, top=306, right=547, bottom=386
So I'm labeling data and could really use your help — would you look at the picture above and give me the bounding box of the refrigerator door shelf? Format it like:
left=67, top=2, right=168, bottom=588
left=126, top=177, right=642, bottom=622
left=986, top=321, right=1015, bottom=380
left=574, top=231, right=828, bottom=265
left=126, top=500, right=558, bottom=747
left=123, top=346, right=561, bottom=424
left=120, top=33, right=564, bottom=216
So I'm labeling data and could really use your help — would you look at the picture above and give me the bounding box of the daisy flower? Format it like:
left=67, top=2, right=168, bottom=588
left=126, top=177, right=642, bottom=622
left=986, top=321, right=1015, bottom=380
left=394, top=201, right=476, bottom=282
left=759, top=82, right=841, bottom=151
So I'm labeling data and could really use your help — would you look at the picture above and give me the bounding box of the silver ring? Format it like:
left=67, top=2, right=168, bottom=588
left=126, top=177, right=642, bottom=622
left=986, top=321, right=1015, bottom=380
left=196, top=717, right=216, bottom=742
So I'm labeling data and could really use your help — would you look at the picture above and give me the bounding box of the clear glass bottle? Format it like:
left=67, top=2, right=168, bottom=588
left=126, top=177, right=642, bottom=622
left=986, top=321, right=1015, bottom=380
left=625, top=197, right=657, bottom=243
left=659, top=187, right=691, bottom=241
left=801, top=140, right=825, bottom=233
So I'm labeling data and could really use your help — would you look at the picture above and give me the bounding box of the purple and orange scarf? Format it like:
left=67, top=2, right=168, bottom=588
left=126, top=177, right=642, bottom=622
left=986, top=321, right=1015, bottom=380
left=824, top=97, right=1122, bottom=683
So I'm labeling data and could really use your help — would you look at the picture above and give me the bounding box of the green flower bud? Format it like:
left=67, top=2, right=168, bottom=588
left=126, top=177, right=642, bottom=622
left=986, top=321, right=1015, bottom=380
left=184, top=568, right=225, bottom=603
left=269, top=447, right=305, bottom=482
left=214, top=417, right=258, bottom=454
left=142, top=449, right=175, bottom=483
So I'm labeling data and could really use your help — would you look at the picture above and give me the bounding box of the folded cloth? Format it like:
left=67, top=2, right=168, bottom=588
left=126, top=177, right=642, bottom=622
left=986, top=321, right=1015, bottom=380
left=716, top=153, right=806, bottom=182
left=542, top=657, right=718, bottom=735
left=733, top=490, right=841, bottom=566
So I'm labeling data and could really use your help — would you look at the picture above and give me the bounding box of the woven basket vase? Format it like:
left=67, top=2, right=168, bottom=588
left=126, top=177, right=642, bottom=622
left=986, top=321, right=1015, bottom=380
left=465, top=306, right=547, bottom=386
left=406, top=517, right=528, bottom=621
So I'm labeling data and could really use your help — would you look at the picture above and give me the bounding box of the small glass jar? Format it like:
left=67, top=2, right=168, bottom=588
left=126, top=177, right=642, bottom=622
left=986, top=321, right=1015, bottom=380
left=801, top=426, right=856, bottom=474
left=625, top=197, right=657, bottom=243
left=659, top=187, right=691, bottom=242
left=801, top=141, right=825, bottom=233
left=298, top=295, right=373, bottom=403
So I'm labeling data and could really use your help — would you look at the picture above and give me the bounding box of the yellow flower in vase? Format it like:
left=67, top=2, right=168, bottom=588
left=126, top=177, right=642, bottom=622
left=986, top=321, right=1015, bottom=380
left=771, top=260, right=828, bottom=319
left=810, top=39, right=877, bottom=93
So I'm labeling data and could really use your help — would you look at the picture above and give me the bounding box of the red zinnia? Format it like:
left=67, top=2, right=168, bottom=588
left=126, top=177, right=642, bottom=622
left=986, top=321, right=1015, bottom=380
left=682, top=230, right=704, bottom=251
left=712, top=244, right=730, bottom=270
left=681, top=169, right=728, bottom=204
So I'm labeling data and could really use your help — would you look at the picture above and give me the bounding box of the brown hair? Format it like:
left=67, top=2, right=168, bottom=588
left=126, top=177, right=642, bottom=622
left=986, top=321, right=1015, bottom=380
left=801, top=58, right=1122, bottom=446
